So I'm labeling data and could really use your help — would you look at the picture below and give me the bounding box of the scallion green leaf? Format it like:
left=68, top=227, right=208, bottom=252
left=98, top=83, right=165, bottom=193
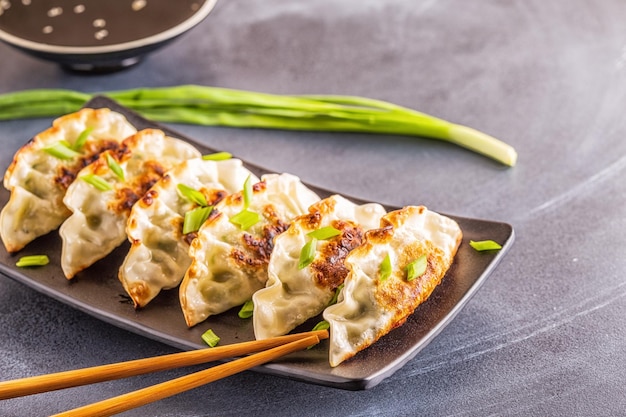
left=201, top=329, right=220, bottom=347
left=307, top=320, right=330, bottom=349
left=469, top=239, right=502, bottom=251
left=177, top=183, right=208, bottom=207
left=328, top=283, right=344, bottom=306
left=80, top=174, right=112, bottom=191
left=238, top=300, right=254, bottom=319
left=298, top=237, right=318, bottom=270
left=379, top=253, right=392, bottom=281
left=105, top=153, right=125, bottom=181
left=202, top=151, right=232, bottom=161
left=43, top=142, right=81, bottom=160
left=183, top=206, right=212, bottom=234
left=406, top=254, right=428, bottom=281
left=312, top=320, right=330, bottom=331
left=73, top=127, right=93, bottom=151
left=0, top=86, right=517, bottom=166
left=15, top=255, right=49, bottom=267
left=307, top=226, right=341, bottom=240
left=242, top=175, right=253, bottom=209
left=229, top=209, right=260, bottom=230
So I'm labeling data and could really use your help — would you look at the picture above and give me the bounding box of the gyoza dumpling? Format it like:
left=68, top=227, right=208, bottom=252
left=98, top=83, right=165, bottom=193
left=1, top=108, right=136, bottom=252
left=180, top=173, right=320, bottom=327
left=60, top=129, right=200, bottom=279
left=119, top=157, right=258, bottom=308
left=323, top=206, right=462, bottom=367
left=253, top=194, right=386, bottom=340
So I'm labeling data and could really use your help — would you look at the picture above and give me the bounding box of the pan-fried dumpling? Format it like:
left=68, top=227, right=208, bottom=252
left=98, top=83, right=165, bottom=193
left=0, top=108, right=136, bottom=252
left=59, top=129, right=200, bottom=279
left=323, top=206, right=462, bottom=367
left=119, top=157, right=258, bottom=308
left=180, top=173, right=320, bottom=327
left=253, top=194, right=386, bottom=340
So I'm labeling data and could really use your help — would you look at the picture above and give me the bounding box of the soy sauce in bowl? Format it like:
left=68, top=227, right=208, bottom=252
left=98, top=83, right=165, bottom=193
left=0, top=0, right=217, bottom=72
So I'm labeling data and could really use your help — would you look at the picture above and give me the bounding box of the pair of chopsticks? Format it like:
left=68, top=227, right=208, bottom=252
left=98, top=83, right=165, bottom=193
left=0, top=329, right=328, bottom=417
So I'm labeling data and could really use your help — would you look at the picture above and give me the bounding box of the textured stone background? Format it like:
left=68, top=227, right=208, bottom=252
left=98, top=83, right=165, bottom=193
left=1, top=1, right=626, bottom=415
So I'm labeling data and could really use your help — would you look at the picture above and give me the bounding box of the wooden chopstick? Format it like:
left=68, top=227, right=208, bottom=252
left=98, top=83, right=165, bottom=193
left=51, top=334, right=322, bottom=417
left=0, top=329, right=328, bottom=400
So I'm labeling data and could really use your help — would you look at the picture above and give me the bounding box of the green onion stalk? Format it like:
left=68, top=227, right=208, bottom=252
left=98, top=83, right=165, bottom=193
left=0, top=85, right=517, bottom=166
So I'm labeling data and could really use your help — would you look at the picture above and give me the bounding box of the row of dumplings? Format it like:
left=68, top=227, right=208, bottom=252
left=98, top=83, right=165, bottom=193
left=1, top=108, right=463, bottom=367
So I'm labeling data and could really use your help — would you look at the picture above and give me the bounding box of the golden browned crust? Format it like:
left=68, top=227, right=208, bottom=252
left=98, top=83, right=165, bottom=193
left=374, top=240, right=446, bottom=331
left=4, top=108, right=130, bottom=188
left=55, top=140, right=121, bottom=190
left=335, top=206, right=462, bottom=364
left=232, top=204, right=290, bottom=271
left=310, top=219, right=364, bottom=292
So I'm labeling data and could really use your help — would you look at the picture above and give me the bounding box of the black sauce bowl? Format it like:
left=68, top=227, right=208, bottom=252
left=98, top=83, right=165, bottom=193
left=0, top=0, right=217, bottom=72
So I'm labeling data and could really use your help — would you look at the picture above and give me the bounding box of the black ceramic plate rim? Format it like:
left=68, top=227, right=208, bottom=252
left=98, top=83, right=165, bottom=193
left=0, top=0, right=217, bottom=54
left=0, top=97, right=515, bottom=390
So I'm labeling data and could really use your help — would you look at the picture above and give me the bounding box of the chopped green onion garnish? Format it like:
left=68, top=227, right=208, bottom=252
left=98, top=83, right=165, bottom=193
left=469, top=240, right=502, bottom=251
left=16, top=255, right=49, bottom=267
left=202, top=151, right=232, bottom=161
left=183, top=206, right=212, bottom=234
left=177, top=183, right=208, bottom=207
left=229, top=209, right=260, bottom=230
left=73, top=127, right=93, bottom=150
left=242, top=175, right=254, bottom=209
left=312, top=320, right=330, bottom=331
left=43, top=142, right=81, bottom=160
left=379, top=253, right=392, bottom=281
left=201, top=329, right=220, bottom=347
left=221, top=175, right=258, bottom=230
left=238, top=300, right=254, bottom=319
left=406, top=254, right=428, bottom=281
left=80, top=174, right=112, bottom=191
left=328, top=283, right=344, bottom=306
left=106, top=153, right=125, bottom=181
left=298, top=237, right=318, bottom=270
left=307, top=226, right=341, bottom=240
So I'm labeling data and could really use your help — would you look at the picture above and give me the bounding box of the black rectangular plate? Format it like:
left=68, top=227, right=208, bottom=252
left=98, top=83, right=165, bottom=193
left=0, top=96, right=514, bottom=390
